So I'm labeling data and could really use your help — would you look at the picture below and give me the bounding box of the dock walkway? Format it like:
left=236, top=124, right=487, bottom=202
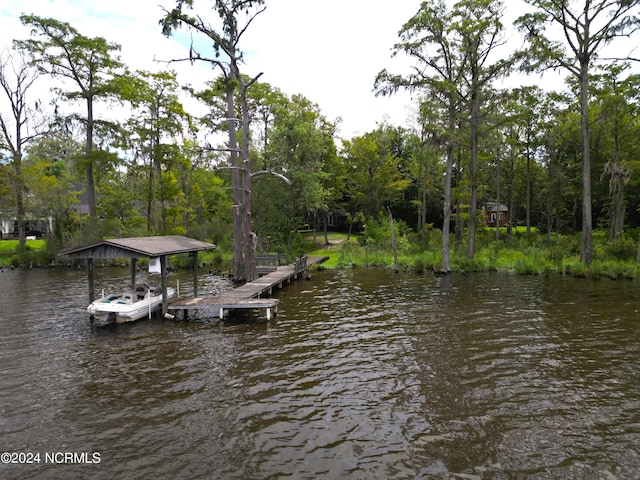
left=168, top=255, right=327, bottom=320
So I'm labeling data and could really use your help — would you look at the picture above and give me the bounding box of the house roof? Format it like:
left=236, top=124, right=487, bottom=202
left=58, top=235, right=216, bottom=259
left=484, top=202, right=508, bottom=212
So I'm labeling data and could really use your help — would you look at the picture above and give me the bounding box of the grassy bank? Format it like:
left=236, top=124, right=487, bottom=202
left=5, top=229, right=640, bottom=280
left=306, top=230, right=640, bottom=280
left=0, top=239, right=51, bottom=268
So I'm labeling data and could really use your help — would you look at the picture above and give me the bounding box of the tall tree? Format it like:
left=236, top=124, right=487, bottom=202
left=501, top=86, right=546, bottom=237
left=127, top=70, right=192, bottom=234
left=376, top=0, right=513, bottom=266
left=541, top=92, right=584, bottom=238
left=375, top=0, right=466, bottom=273
left=0, top=50, right=45, bottom=248
left=15, top=16, right=126, bottom=239
left=408, top=99, right=446, bottom=241
left=22, top=130, right=81, bottom=249
left=591, top=64, right=640, bottom=239
left=258, top=93, right=337, bottom=248
left=453, top=0, right=512, bottom=260
left=516, top=0, right=640, bottom=264
left=161, top=0, right=268, bottom=282
left=341, top=126, right=410, bottom=221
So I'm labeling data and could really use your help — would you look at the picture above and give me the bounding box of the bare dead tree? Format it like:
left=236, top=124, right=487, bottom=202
left=0, top=49, right=47, bottom=248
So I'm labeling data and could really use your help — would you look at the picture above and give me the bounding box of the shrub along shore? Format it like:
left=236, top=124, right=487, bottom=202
left=3, top=228, right=640, bottom=280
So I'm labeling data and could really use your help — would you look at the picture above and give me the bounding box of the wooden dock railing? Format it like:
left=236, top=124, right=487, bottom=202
left=255, top=254, right=288, bottom=276
left=294, top=255, right=308, bottom=277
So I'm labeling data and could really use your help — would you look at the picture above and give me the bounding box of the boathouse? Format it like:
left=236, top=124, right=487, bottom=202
left=58, top=235, right=216, bottom=316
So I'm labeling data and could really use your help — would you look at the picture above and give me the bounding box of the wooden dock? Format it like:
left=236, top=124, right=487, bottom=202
left=167, top=255, right=327, bottom=320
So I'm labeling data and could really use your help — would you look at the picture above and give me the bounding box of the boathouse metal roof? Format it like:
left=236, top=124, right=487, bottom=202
left=58, top=235, right=216, bottom=259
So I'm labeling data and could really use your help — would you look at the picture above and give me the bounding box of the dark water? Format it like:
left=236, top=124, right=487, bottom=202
left=1, top=266, right=639, bottom=479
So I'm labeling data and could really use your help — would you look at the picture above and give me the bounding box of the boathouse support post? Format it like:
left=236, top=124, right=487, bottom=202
left=130, top=258, right=137, bottom=289
left=160, top=255, right=168, bottom=316
left=88, top=257, right=95, bottom=303
left=192, top=251, right=198, bottom=298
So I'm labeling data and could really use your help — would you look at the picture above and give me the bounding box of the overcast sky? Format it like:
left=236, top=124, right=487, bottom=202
left=1, top=0, right=428, bottom=139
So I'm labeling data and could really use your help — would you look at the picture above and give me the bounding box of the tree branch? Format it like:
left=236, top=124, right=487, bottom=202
left=251, top=169, right=291, bottom=185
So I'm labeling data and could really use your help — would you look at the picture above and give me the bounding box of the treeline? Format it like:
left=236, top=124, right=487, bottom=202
left=2, top=0, right=640, bottom=273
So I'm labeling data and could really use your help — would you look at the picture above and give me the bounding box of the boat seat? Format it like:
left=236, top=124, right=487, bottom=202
left=121, top=294, right=134, bottom=303
left=135, top=286, right=148, bottom=300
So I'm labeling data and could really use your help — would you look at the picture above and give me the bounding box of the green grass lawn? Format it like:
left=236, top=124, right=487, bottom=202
left=0, top=239, right=46, bottom=253
left=306, top=232, right=358, bottom=268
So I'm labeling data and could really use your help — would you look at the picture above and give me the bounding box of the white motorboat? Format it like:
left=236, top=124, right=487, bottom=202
left=87, top=284, right=175, bottom=323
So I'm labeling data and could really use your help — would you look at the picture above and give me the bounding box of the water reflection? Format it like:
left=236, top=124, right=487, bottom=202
left=0, top=268, right=639, bottom=479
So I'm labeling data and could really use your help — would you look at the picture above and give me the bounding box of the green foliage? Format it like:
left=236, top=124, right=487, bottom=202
left=290, top=234, right=317, bottom=259
left=255, top=92, right=338, bottom=246
left=0, top=239, right=45, bottom=253
left=412, top=256, right=425, bottom=274
left=358, top=213, right=410, bottom=252
left=301, top=228, right=640, bottom=280
left=0, top=240, right=51, bottom=268
left=6, top=5, right=640, bottom=282
left=604, top=236, right=636, bottom=261
left=341, top=125, right=411, bottom=221
left=10, top=249, right=54, bottom=268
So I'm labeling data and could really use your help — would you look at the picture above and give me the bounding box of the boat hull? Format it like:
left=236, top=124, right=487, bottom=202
left=88, top=286, right=175, bottom=323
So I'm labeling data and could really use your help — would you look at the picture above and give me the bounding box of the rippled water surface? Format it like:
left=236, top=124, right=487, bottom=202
left=1, top=267, right=639, bottom=479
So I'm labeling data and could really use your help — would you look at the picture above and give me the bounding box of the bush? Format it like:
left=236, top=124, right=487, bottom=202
left=11, top=249, right=54, bottom=268
left=605, top=236, right=636, bottom=261
left=562, top=258, right=587, bottom=277
left=290, top=233, right=317, bottom=258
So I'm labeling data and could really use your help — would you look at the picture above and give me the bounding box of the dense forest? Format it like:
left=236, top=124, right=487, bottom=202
left=2, top=0, right=640, bottom=280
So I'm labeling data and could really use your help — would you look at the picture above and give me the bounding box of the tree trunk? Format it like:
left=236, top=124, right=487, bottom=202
left=420, top=143, right=428, bottom=243
left=147, top=138, right=154, bottom=233
left=467, top=93, right=479, bottom=260
left=323, top=211, right=329, bottom=245
left=495, top=151, right=501, bottom=241
left=14, top=155, right=26, bottom=249
left=86, top=95, right=97, bottom=219
left=240, top=79, right=256, bottom=283
left=227, top=77, right=244, bottom=282
left=526, top=144, right=531, bottom=238
left=388, top=207, right=399, bottom=272
left=440, top=102, right=455, bottom=273
left=154, top=137, right=162, bottom=234
left=609, top=101, right=626, bottom=240
left=454, top=144, right=463, bottom=253
left=507, top=140, right=515, bottom=237
left=579, top=62, right=592, bottom=265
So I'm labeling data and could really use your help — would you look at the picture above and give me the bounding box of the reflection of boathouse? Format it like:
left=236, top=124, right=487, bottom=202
left=484, top=202, right=509, bottom=228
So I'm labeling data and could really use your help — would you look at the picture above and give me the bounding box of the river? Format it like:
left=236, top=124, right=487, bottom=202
left=0, top=266, right=639, bottom=479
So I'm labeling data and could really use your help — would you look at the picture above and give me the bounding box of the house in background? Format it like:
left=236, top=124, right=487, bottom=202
left=0, top=218, right=52, bottom=239
left=484, top=202, right=509, bottom=228
left=0, top=183, right=89, bottom=239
